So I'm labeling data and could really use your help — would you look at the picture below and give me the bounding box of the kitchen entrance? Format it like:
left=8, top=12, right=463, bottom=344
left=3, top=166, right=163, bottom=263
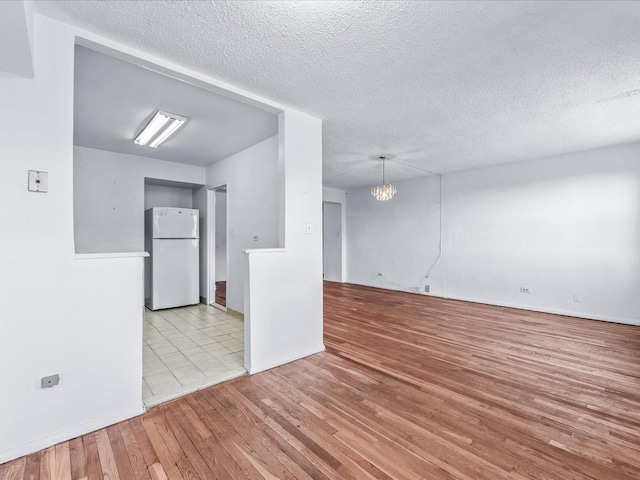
left=142, top=304, right=244, bottom=407
left=72, top=43, right=276, bottom=408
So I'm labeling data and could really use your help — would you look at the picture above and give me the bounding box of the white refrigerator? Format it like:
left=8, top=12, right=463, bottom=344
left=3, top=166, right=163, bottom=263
left=145, top=207, right=200, bottom=310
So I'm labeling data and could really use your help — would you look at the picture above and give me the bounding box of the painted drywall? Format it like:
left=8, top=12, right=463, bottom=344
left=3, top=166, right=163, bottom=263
left=323, top=186, right=347, bottom=205
left=74, top=146, right=205, bottom=253
left=347, top=175, right=441, bottom=293
left=73, top=44, right=278, bottom=168
left=191, top=186, right=208, bottom=299
left=0, top=0, right=34, bottom=78
left=144, top=184, right=193, bottom=210
left=205, top=136, right=280, bottom=312
left=347, top=144, right=640, bottom=325
left=1, top=11, right=323, bottom=463
left=323, top=202, right=342, bottom=282
left=0, top=16, right=145, bottom=463
left=214, top=190, right=228, bottom=283
left=244, top=110, right=324, bottom=374
left=439, top=144, right=640, bottom=324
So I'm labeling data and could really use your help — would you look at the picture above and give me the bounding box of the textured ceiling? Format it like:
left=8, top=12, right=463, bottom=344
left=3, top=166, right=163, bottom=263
left=74, top=46, right=277, bottom=167
left=36, top=1, right=640, bottom=188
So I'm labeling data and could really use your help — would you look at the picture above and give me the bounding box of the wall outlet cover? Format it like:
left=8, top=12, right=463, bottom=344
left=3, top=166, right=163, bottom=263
left=424, top=285, right=430, bottom=293
left=520, top=287, right=531, bottom=294
left=41, top=374, right=59, bottom=388
left=28, top=170, right=48, bottom=193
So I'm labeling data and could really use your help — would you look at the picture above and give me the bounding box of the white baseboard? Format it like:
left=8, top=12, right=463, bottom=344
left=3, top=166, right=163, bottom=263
left=349, top=281, right=640, bottom=327
left=355, top=280, right=419, bottom=295
left=437, top=293, right=640, bottom=326
left=0, top=405, right=144, bottom=464
left=248, top=344, right=326, bottom=375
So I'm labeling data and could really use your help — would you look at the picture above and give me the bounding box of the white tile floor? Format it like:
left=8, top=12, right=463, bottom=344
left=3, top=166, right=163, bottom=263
left=143, top=304, right=245, bottom=407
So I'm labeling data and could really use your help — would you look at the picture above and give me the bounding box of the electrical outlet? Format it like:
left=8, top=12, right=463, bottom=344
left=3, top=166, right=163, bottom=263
left=574, top=293, right=582, bottom=302
left=424, top=285, right=430, bottom=293
left=252, top=234, right=259, bottom=242
left=41, top=374, right=59, bottom=388
left=520, top=287, right=531, bottom=294
left=377, top=272, right=383, bottom=277
left=28, top=170, right=48, bottom=193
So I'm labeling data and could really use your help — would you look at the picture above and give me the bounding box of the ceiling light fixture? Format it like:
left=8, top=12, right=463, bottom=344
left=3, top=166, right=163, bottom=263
left=371, top=156, right=396, bottom=201
left=134, top=110, right=187, bottom=148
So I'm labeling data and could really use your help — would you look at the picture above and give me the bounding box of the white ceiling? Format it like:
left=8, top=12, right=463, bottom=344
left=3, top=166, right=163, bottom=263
left=73, top=46, right=277, bottom=167
left=37, top=1, right=640, bottom=188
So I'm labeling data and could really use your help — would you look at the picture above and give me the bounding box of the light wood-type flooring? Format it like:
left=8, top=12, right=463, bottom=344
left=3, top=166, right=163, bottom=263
left=2, top=282, right=640, bottom=479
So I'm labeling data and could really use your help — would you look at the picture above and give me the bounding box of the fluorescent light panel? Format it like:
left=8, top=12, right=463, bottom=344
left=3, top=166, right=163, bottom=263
left=149, top=117, right=186, bottom=148
left=134, top=110, right=187, bottom=148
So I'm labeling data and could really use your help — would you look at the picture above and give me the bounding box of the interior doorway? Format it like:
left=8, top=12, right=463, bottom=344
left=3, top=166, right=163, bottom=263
left=210, top=185, right=229, bottom=309
left=323, top=201, right=342, bottom=282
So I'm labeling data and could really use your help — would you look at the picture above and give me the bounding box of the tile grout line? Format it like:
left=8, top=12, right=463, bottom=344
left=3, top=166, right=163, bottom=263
left=143, top=305, right=245, bottom=402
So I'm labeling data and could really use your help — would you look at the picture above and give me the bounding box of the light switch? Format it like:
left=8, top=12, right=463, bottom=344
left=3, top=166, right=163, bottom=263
left=28, top=170, right=48, bottom=193
left=305, top=223, right=312, bottom=234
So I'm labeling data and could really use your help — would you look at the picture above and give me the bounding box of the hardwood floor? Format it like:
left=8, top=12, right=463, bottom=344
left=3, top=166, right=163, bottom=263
left=323, top=283, right=640, bottom=479
left=2, top=282, right=640, bottom=479
left=215, top=281, right=227, bottom=307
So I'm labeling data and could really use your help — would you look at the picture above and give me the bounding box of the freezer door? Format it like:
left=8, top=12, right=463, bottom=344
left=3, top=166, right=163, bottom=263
left=150, top=207, right=199, bottom=239
left=149, top=239, right=199, bottom=310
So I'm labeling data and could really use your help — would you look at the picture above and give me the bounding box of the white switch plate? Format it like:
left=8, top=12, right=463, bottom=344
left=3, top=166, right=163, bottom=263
left=305, top=222, right=312, bottom=234
left=28, top=170, right=48, bottom=193
left=574, top=293, right=582, bottom=302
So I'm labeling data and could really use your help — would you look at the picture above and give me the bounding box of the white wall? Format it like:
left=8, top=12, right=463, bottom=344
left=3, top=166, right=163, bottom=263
left=144, top=184, right=193, bottom=210
left=206, top=136, right=280, bottom=312
left=214, top=190, right=228, bottom=283
left=0, top=16, right=145, bottom=463
left=440, top=144, right=640, bottom=324
left=0, top=0, right=34, bottom=78
left=191, top=186, right=208, bottom=299
left=323, top=202, right=342, bottom=282
left=74, top=146, right=205, bottom=253
left=244, top=110, right=324, bottom=374
left=347, top=175, right=441, bottom=293
left=346, top=144, right=640, bottom=325
left=1, top=11, right=323, bottom=463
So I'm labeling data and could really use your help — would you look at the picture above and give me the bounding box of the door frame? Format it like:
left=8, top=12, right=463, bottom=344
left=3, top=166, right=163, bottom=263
left=207, top=183, right=229, bottom=311
left=322, top=199, right=347, bottom=282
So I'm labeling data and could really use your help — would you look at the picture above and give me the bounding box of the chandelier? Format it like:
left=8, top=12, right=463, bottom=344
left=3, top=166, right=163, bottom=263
left=371, top=156, right=396, bottom=201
